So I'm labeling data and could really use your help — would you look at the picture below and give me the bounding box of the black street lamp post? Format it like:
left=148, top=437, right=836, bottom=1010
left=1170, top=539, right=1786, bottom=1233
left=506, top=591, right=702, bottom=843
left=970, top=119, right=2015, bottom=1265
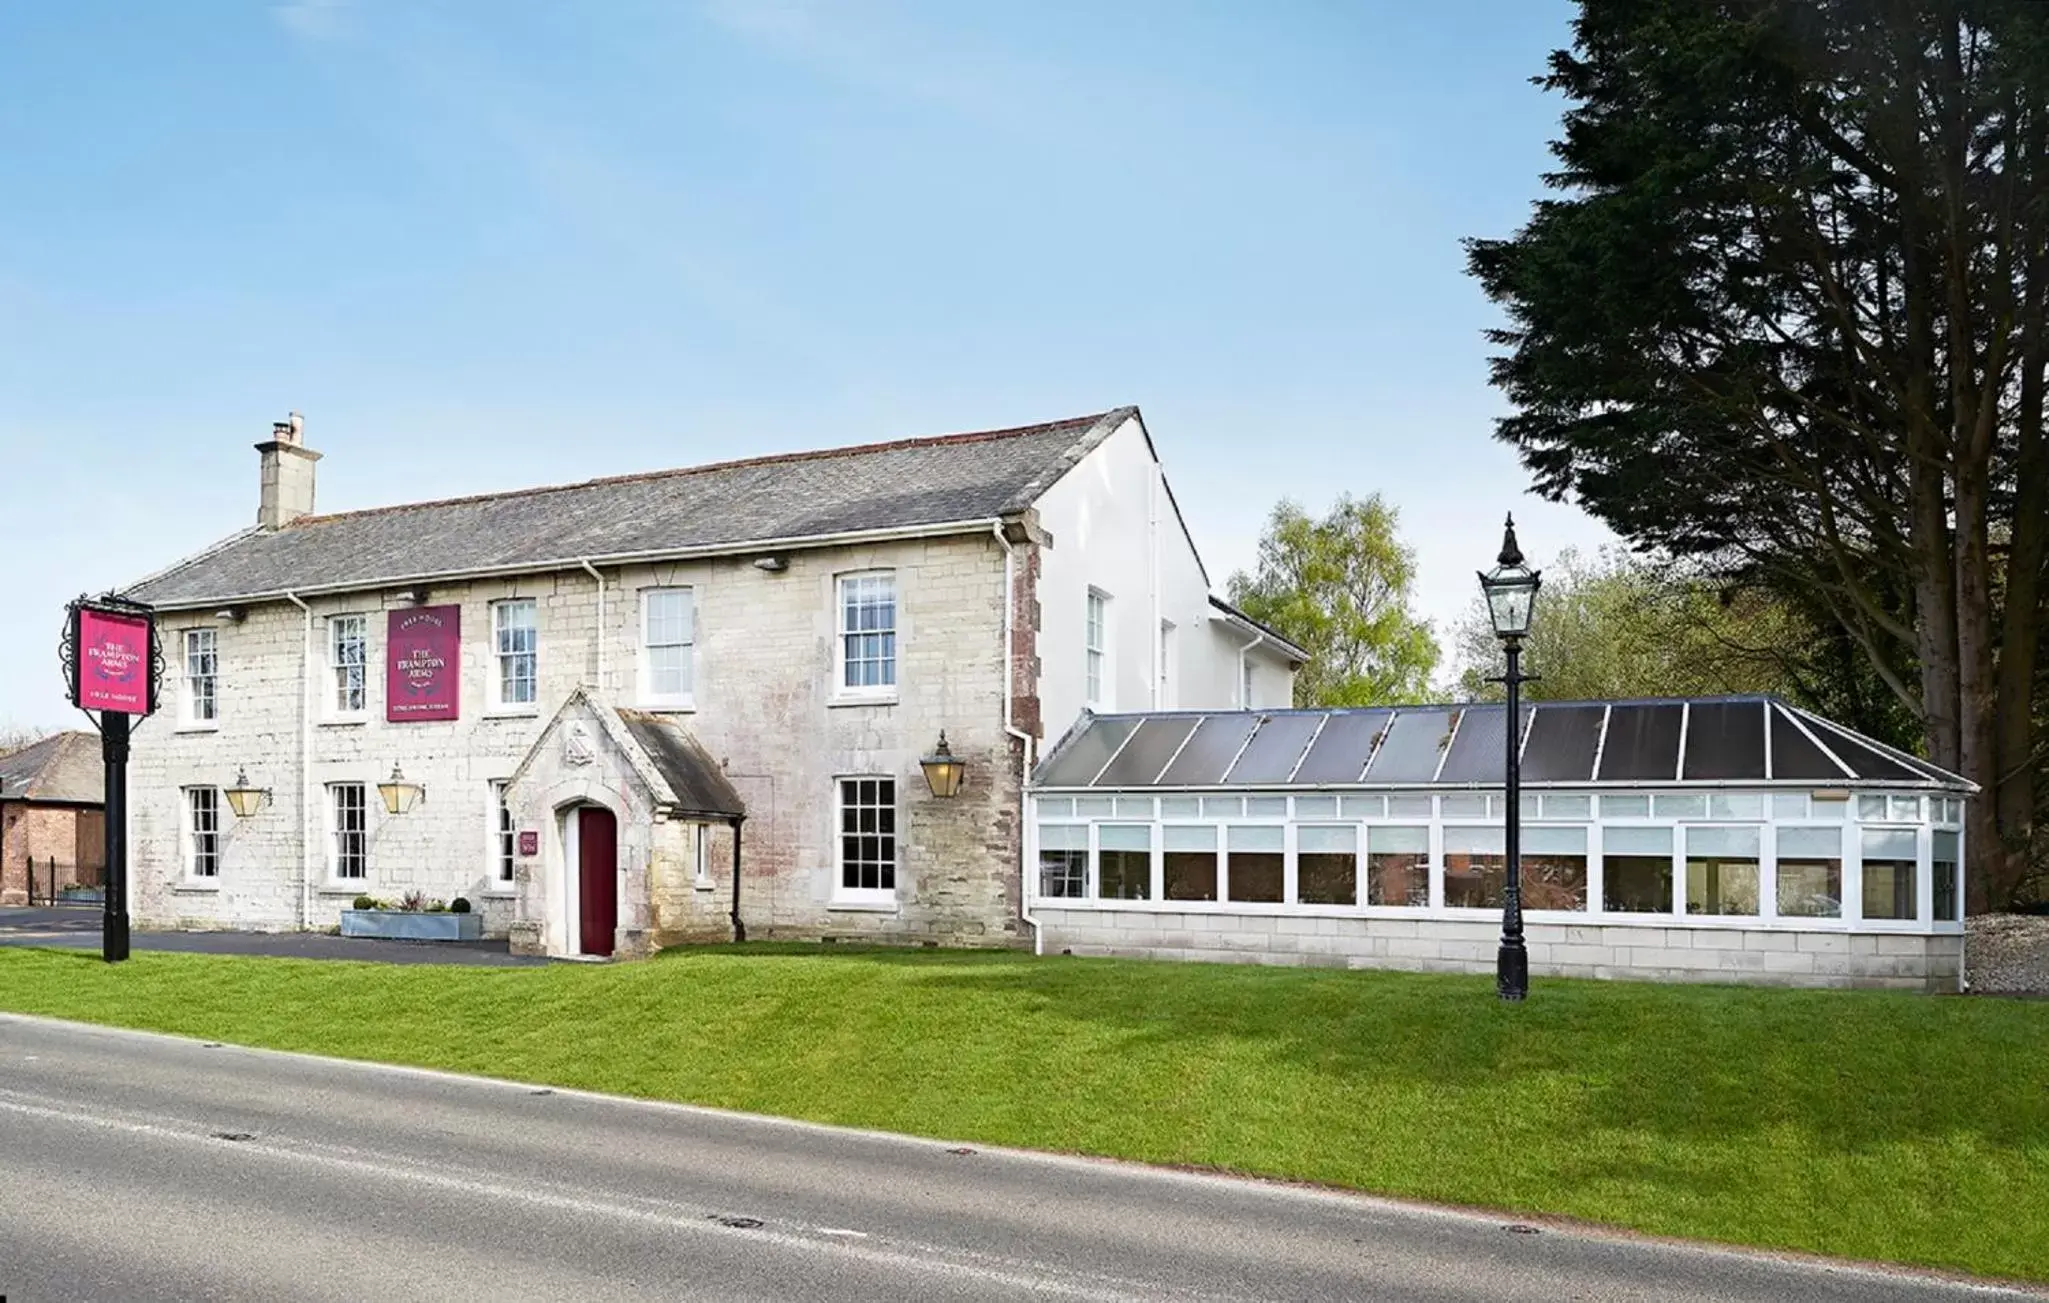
left=1478, top=515, right=1541, bottom=1002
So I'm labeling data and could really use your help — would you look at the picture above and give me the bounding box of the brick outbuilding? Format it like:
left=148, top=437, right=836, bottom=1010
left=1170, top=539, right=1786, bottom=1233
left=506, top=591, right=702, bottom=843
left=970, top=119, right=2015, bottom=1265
left=0, top=731, right=105, bottom=905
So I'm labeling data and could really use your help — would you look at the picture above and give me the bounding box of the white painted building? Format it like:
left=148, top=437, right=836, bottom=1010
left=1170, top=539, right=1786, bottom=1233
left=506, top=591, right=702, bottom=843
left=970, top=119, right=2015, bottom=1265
left=1029, top=698, right=1973, bottom=992
left=118, top=408, right=1304, bottom=957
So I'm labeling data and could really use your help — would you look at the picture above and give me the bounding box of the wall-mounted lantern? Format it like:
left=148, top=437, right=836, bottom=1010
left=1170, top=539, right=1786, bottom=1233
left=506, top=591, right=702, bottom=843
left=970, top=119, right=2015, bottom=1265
left=223, top=768, right=272, bottom=819
left=919, top=732, right=967, bottom=798
left=377, top=763, right=427, bottom=815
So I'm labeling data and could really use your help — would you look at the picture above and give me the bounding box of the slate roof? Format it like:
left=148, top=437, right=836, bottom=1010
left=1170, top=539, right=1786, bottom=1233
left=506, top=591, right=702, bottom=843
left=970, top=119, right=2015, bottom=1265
left=616, top=711, right=747, bottom=821
left=1034, top=696, right=1972, bottom=791
left=0, top=732, right=104, bottom=805
left=124, top=409, right=1134, bottom=609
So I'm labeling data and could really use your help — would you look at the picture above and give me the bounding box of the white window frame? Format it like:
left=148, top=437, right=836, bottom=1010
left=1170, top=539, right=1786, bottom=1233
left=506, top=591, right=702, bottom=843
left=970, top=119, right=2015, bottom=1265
left=184, top=786, right=222, bottom=880
left=487, top=779, right=516, bottom=889
left=490, top=598, right=539, bottom=713
left=834, top=776, right=899, bottom=906
left=834, top=571, right=898, bottom=701
left=1085, top=589, right=1111, bottom=709
left=694, top=825, right=714, bottom=889
left=327, top=782, right=370, bottom=883
left=182, top=628, right=218, bottom=729
left=638, top=587, right=696, bottom=710
left=328, top=614, right=369, bottom=720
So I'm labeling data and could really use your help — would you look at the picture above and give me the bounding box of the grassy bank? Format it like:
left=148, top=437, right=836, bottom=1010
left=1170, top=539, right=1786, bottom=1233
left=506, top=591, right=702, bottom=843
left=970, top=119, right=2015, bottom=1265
left=0, top=943, right=2043, bottom=1282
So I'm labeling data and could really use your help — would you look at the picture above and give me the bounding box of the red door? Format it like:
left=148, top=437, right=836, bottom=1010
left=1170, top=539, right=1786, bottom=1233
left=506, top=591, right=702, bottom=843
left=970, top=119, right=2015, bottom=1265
left=577, top=806, right=618, bottom=957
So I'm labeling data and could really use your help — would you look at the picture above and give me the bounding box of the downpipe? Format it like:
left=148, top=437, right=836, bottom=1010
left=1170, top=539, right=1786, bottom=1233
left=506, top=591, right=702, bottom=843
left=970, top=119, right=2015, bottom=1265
left=285, top=592, right=314, bottom=930
left=993, top=523, right=1043, bottom=956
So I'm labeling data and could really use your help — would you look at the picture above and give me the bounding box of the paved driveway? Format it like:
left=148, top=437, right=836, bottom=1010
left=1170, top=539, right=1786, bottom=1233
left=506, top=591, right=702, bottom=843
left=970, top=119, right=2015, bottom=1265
left=0, top=905, right=547, bottom=966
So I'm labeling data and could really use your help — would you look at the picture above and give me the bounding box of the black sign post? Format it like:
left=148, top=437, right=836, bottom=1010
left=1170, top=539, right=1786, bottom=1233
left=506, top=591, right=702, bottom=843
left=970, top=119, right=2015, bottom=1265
left=62, top=594, right=161, bottom=964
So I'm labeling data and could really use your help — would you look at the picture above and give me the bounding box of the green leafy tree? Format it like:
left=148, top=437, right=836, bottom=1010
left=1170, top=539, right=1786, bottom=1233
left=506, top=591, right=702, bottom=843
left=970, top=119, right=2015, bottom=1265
left=1466, top=0, right=2049, bottom=909
left=1451, top=548, right=1919, bottom=745
left=1226, top=495, right=1439, bottom=707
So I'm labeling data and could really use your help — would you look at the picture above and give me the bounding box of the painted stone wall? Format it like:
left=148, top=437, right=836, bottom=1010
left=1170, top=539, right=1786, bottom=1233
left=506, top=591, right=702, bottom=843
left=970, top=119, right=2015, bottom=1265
left=1036, top=909, right=1966, bottom=993
left=127, top=531, right=1031, bottom=951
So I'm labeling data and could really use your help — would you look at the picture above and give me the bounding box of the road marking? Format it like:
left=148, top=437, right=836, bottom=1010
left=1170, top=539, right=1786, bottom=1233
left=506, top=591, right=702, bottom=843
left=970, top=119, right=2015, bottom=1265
left=0, top=1089, right=1259, bottom=1303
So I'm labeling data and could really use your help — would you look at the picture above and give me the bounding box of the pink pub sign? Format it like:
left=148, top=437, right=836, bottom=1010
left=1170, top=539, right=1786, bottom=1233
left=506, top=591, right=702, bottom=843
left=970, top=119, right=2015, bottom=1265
left=387, top=605, right=462, bottom=722
left=74, top=607, right=154, bottom=715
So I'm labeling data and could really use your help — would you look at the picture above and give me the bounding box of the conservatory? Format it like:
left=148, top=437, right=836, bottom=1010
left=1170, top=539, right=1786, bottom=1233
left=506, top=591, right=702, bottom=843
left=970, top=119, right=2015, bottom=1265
left=1027, top=696, right=1972, bottom=992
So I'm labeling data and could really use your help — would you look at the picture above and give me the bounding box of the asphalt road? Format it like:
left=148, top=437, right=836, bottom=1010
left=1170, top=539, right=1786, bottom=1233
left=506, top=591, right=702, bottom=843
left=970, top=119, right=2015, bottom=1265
left=0, top=1015, right=2030, bottom=1302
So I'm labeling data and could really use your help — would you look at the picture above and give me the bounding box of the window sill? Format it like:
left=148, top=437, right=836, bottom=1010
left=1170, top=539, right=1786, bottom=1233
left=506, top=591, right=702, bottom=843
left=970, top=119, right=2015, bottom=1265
left=480, top=888, right=517, bottom=900
left=171, top=882, right=220, bottom=894
left=483, top=706, right=542, bottom=720
left=828, top=693, right=899, bottom=709
left=318, top=885, right=372, bottom=897
left=637, top=700, right=697, bottom=715
left=827, top=895, right=899, bottom=913
left=174, top=722, right=220, bottom=735
left=693, top=878, right=716, bottom=892
left=319, top=717, right=369, bottom=728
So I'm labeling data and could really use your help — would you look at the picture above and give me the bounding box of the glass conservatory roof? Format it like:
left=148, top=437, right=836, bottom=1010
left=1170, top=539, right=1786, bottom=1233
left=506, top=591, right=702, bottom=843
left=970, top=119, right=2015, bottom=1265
left=1031, top=696, right=1969, bottom=791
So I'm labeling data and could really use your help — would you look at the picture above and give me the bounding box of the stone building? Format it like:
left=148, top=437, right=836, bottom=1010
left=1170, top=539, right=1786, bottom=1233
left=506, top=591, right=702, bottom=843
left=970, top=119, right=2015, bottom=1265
left=117, top=409, right=1304, bottom=957
left=0, top=732, right=105, bottom=905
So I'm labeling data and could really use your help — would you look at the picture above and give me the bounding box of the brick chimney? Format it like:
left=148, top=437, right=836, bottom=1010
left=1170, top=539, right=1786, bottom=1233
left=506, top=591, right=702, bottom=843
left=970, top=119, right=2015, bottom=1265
left=256, top=411, right=320, bottom=531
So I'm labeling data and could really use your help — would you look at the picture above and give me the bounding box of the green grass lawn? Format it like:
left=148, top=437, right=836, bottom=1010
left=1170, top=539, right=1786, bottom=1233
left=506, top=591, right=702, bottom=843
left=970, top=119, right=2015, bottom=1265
left=0, top=944, right=2043, bottom=1283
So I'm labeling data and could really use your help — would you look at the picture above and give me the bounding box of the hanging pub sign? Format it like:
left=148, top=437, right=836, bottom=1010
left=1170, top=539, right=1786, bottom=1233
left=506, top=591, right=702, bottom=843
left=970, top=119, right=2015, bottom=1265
left=65, top=597, right=160, bottom=716
left=387, top=605, right=462, bottom=722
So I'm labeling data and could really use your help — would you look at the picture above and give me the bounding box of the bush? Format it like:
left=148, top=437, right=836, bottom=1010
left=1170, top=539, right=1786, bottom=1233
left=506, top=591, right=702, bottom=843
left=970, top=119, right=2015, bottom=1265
left=449, top=897, right=473, bottom=914
left=352, top=895, right=378, bottom=912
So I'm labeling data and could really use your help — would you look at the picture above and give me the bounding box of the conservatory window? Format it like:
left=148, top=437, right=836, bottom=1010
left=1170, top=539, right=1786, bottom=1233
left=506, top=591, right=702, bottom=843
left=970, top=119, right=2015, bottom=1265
left=1163, top=826, right=1218, bottom=901
left=1387, top=794, right=1433, bottom=819
left=1775, top=827, right=1843, bottom=919
left=1037, top=825, right=1087, bottom=899
left=1226, top=825, right=1284, bottom=903
left=1772, top=793, right=1810, bottom=819
left=1602, top=826, right=1673, bottom=914
left=1932, top=831, right=1961, bottom=922
left=1443, top=826, right=1506, bottom=909
left=1600, top=794, right=1650, bottom=819
left=1708, top=792, right=1764, bottom=820
left=1522, top=826, right=1588, bottom=912
left=1096, top=824, right=1152, bottom=901
left=1295, top=825, right=1357, bottom=906
left=1654, top=793, right=1708, bottom=820
left=1541, top=794, right=1592, bottom=820
left=1861, top=827, right=1918, bottom=921
left=1365, top=825, right=1429, bottom=906
left=1685, top=826, right=1761, bottom=917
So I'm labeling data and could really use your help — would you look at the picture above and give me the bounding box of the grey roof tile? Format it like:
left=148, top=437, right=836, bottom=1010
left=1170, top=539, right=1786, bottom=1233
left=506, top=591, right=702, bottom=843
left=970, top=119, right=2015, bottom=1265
left=616, top=711, right=746, bottom=821
left=126, top=409, right=1131, bottom=608
left=0, top=732, right=103, bottom=805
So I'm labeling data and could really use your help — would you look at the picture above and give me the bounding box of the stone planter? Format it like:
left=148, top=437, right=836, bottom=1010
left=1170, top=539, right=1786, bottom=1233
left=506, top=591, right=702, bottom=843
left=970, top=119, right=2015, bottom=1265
left=340, top=910, right=483, bottom=942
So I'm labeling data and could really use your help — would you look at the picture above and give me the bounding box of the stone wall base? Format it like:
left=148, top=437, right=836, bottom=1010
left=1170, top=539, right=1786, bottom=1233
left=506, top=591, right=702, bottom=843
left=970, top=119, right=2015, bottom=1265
left=1036, top=910, right=1965, bottom=994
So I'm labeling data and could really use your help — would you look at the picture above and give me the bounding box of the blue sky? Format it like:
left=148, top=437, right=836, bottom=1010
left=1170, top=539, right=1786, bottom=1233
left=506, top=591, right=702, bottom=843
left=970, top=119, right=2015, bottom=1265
left=0, top=0, right=1606, bottom=730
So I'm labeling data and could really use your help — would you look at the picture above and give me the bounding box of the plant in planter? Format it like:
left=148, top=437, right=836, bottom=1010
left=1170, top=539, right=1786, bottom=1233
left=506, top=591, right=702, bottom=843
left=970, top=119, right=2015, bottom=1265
left=340, top=887, right=485, bottom=942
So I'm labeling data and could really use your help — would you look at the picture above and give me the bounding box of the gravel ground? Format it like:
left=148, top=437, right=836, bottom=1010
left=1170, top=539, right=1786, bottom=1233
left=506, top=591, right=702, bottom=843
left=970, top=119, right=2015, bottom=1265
left=1966, top=914, right=2049, bottom=995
